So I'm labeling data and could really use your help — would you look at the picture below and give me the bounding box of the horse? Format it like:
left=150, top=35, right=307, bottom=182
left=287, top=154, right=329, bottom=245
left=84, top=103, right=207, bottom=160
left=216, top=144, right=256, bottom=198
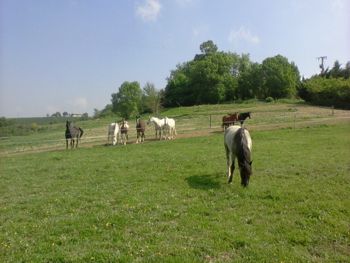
left=65, top=120, right=84, bottom=149
left=148, top=116, right=166, bottom=140
left=136, top=117, right=146, bottom=143
left=238, top=112, right=251, bottom=125
left=120, top=119, right=129, bottom=145
left=224, top=125, right=252, bottom=187
left=107, top=122, right=120, bottom=145
left=163, top=117, right=177, bottom=140
left=222, top=113, right=239, bottom=130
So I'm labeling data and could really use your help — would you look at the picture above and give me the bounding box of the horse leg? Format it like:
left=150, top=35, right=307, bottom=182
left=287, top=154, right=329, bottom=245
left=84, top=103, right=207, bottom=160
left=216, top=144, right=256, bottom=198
left=76, top=137, right=79, bottom=148
left=66, top=139, right=68, bottom=149
left=229, top=158, right=235, bottom=183
left=225, top=145, right=232, bottom=182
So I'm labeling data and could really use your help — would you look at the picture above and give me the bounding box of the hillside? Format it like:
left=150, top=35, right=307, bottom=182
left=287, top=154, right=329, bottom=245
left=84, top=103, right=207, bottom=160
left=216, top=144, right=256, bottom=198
left=1, top=101, right=349, bottom=156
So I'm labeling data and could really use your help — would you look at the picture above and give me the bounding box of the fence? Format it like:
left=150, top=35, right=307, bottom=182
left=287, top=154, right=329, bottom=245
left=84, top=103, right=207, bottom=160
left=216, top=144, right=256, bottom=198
left=1, top=106, right=349, bottom=156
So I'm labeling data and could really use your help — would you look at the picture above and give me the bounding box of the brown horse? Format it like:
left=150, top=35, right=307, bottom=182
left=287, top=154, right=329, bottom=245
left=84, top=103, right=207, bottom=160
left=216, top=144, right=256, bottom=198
left=222, top=113, right=239, bottom=130
left=136, top=117, right=146, bottom=143
left=120, top=119, right=129, bottom=145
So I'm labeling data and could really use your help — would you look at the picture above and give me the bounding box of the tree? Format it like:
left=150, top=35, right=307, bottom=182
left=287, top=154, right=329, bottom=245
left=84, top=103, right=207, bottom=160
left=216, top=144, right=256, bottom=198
left=344, top=62, right=350, bottom=79
left=260, top=55, right=300, bottom=99
left=142, top=82, right=162, bottom=114
left=111, top=81, right=142, bottom=119
left=164, top=41, right=247, bottom=106
left=199, top=40, right=218, bottom=55
left=299, top=76, right=350, bottom=108
left=51, top=112, right=62, bottom=117
left=238, top=63, right=262, bottom=99
left=328, top=60, right=342, bottom=78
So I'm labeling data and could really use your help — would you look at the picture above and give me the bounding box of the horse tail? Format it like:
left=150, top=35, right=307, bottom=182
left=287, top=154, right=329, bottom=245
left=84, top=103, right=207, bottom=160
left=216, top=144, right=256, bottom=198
left=79, top=127, right=84, bottom=138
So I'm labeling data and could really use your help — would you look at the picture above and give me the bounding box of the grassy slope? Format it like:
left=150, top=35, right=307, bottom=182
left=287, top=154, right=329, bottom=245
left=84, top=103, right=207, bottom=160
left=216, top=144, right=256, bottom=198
left=1, top=101, right=349, bottom=155
left=1, top=123, right=349, bottom=262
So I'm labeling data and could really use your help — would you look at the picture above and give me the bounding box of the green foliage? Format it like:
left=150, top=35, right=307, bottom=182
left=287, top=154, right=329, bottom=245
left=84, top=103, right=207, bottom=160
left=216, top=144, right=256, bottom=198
left=111, top=81, right=142, bottom=119
left=141, top=82, right=162, bottom=114
left=299, top=76, right=350, bottom=108
left=322, top=60, right=350, bottom=79
left=260, top=55, right=301, bottom=99
left=265, top=97, right=274, bottom=103
left=199, top=40, right=218, bottom=55
left=164, top=45, right=245, bottom=106
left=164, top=42, right=301, bottom=107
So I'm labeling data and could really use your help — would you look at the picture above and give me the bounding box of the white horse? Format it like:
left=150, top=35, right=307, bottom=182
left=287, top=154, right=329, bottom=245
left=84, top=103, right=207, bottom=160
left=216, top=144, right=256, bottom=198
left=224, top=125, right=252, bottom=187
left=107, top=122, right=120, bottom=145
left=164, top=117, right=177, bottom=140
left=120, top=120, right=129, bottom=145
left=148, top=117, right=166, bottom=140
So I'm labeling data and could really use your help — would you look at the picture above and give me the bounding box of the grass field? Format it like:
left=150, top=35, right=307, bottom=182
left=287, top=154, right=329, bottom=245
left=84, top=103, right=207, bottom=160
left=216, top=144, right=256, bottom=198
left=1, top=111, right=349, bottom=261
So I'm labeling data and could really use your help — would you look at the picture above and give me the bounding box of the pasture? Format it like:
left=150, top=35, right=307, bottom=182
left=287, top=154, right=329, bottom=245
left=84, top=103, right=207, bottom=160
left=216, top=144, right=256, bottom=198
left=1, top=115, right=349, bottom=261
left=1, top=101, right=350, bottom=156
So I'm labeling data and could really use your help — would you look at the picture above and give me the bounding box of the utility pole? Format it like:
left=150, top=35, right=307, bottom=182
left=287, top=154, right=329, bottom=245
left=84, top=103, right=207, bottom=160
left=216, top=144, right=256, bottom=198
left=317, top=56, right=327, bottom=74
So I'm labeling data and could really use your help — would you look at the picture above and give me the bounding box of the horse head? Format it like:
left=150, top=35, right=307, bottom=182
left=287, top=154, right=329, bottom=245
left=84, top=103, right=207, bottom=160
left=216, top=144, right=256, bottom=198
left=239, top=160, right=252, bottom=187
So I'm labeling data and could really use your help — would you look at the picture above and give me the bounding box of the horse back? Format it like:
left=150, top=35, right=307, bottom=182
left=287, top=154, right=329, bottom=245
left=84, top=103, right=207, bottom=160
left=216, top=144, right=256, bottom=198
left=225, top=126, right=252, bottom=153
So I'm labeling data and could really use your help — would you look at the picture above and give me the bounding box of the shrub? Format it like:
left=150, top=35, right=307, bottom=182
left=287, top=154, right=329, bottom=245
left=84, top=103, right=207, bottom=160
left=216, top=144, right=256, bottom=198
left=265, top=97, right=274, bottom=103
left=299, top=77, right=350, bottom=109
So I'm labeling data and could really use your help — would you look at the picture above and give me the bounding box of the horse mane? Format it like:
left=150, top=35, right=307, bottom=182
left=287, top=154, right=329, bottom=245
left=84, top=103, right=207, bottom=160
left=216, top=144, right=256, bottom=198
left=233, top=128, right=251, bottom=167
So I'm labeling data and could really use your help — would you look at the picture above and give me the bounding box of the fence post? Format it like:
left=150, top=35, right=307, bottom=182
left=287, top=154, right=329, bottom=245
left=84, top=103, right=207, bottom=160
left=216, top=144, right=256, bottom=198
left=209, top=115, right=212, bottom=128
left=332, top=105, right=334, bottom=116
left=294, top=113, right=296, bottom=129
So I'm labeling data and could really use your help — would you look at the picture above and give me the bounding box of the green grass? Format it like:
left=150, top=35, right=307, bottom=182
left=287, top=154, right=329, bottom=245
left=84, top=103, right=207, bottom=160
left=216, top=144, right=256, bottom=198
left=1, top=123, right=349, bottom=262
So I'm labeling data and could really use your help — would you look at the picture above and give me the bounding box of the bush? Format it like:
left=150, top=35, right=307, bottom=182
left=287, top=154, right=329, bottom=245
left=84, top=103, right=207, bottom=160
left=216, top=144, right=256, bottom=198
left=265, top=97, right=274, bottom=103
left=299, top=77, right=350, bottom=109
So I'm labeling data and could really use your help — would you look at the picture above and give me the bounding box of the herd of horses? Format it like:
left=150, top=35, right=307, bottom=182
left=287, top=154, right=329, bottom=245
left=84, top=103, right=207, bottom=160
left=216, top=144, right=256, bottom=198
left=222, top=111, right=251, bottom=129
left=107, top=116, right=177, bottom=146
left=65, top=111, right=252, bottom=186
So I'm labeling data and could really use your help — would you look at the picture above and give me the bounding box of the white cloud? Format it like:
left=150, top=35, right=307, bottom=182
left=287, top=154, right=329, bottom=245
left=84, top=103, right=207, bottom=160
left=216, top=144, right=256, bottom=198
left=136, top=0, right=161, bottom=22
left=228, top=26, right=260, bottom=45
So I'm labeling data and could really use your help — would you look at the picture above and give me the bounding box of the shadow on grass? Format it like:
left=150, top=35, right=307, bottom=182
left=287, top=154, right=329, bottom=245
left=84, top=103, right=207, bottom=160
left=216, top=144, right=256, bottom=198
left=185, top=173, right=222, bottom=190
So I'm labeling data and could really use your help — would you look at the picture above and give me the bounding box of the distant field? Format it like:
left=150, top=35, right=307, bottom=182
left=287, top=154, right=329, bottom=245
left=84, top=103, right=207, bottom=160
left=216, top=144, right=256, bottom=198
left=0, top=101, right=349, bottom=156
left=0, top=112, right=349, bottom=261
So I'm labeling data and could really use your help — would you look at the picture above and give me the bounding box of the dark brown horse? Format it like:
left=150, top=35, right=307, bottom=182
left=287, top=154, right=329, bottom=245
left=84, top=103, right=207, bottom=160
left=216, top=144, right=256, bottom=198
left=238, top=112, right=251, bottom=125
left=222, top=113, right=239, bottom=130
left=120, top=119, right=129, bottom=145
left=136, top=117, right=146, bottom=143
left=65, top=121, right=84, bottom=149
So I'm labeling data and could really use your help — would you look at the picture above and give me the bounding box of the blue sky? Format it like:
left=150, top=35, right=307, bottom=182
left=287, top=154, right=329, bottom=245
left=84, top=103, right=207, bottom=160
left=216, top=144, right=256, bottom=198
left=0, top=0, right=349, bottom=117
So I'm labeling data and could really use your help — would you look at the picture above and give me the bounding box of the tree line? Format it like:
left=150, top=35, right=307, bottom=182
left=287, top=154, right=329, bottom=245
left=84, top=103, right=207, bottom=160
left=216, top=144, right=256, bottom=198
left=298, top=61, right=350, bottom=108
left=101, top=40, right=349, bottom=119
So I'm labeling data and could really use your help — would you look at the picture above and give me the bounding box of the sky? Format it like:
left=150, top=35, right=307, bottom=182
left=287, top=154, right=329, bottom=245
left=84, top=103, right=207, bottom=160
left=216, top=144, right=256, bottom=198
left=0, top=0, right=349, bottom=117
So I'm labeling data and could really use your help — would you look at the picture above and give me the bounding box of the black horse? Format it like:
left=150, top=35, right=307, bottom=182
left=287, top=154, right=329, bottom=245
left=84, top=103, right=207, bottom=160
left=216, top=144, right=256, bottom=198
left=65, top=121, right=84, bottom=149
left=238, top=112, right=251, bottom=125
